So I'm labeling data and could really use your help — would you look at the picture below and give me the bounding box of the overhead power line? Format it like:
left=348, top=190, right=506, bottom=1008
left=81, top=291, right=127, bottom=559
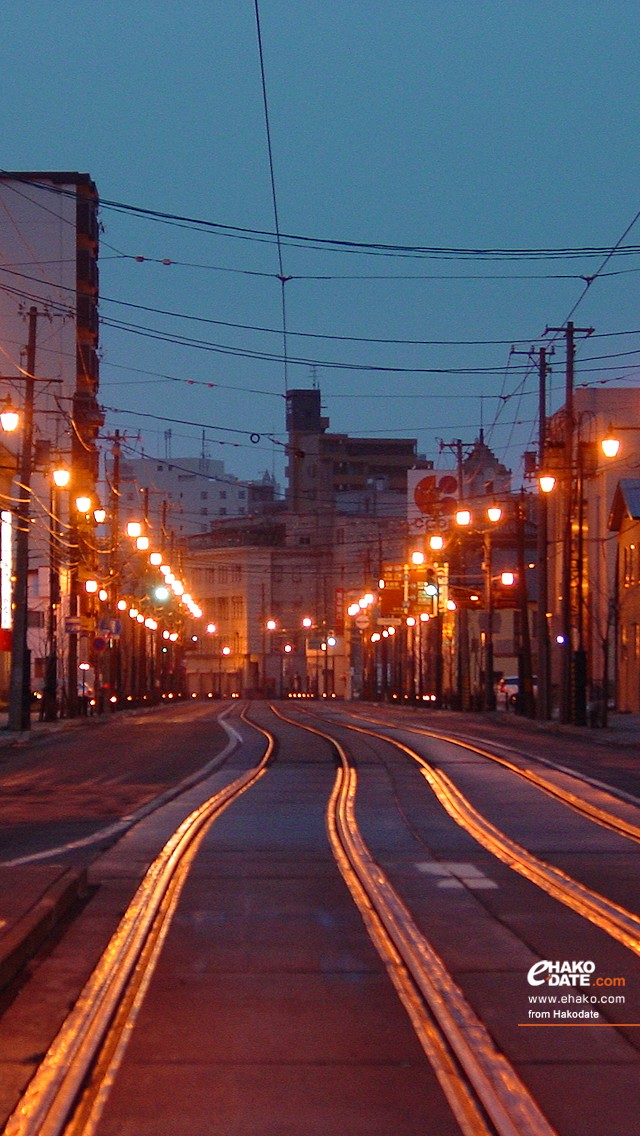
left=4, top=171, right=640, bottom=264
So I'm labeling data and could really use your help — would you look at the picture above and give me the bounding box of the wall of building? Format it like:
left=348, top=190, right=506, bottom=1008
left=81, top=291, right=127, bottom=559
left=0, top=173, right=100, bottom=709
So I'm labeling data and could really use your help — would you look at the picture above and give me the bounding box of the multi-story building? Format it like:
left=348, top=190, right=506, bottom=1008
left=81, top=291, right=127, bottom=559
left=183, top=503, right=404, bottom=698
left=543, top=386, right=640, bottom=716
left=0, top=172, right=101, bottom=710
left=286, top=387, right=431, bottom=513
left=112, top=455, right=276, bottom=541
left=608, top=479, right=640, bottom=712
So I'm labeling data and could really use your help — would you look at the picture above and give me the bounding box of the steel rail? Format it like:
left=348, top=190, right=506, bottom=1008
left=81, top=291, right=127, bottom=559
left=273, top=705, right=558, bottom=1136
left=334, top=715, right=640, bottom=958
left=3, top=709, right=275, bottom=1136
left=339, top=707, right=640, bottom=845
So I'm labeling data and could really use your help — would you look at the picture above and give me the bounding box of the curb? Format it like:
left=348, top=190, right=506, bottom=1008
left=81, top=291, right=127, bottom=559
left=0, top=865, right=88, bottom=994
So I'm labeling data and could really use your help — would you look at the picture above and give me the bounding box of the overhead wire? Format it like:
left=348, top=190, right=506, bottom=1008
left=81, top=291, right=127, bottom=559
left=3, top=171, right=640, bottom=481
left=5, top=171, right=640, bottom=263
left=253, top=0, right=290, bottom=392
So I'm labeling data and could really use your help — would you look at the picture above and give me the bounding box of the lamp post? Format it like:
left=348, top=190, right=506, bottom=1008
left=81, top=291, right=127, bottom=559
left=454, top=504, right=502, bottom=711
left=42, top=463, right=71, bottom=721
left=483, top=506, right=502, bottom=711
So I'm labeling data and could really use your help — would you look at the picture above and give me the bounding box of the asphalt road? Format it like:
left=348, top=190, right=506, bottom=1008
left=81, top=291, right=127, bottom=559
left=1, top=700, right=639, bottom=1134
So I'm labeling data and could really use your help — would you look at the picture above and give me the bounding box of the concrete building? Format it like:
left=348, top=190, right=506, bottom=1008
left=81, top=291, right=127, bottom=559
left=0, top=172, right=101, bottom=711
left=285, top=388, right=430, bottom=513
left=543, top=386, right=640, bottom=715
left=608, top=479, right=640, bottom=712
left=183, top=504, right=405, bottom=698
left=113, top=455, right=276, bottom=541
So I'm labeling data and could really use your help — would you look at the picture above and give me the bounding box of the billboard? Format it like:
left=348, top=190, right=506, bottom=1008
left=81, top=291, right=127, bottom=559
left=407, top=470, right=459, bottom=534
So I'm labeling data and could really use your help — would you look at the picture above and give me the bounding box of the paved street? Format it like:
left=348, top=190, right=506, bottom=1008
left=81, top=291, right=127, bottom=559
left=0, top=700, right=639, bottom=1134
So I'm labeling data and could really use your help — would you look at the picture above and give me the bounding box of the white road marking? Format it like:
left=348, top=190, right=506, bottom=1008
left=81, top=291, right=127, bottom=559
left=416, top=860, right=498, bottom=889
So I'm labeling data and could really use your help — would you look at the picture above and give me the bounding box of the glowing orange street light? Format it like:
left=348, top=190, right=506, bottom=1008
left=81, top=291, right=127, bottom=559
left=601, top=430, right=621, bottom=459
left=52, top=465, right=70, bottom=488
left=0, top=398, right=19, bottom=433
left=75, top=494, right=92, bottom=514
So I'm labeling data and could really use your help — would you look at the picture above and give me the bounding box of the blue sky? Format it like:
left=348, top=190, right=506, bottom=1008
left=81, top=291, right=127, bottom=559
left=2, top=1, right=640, bottom=486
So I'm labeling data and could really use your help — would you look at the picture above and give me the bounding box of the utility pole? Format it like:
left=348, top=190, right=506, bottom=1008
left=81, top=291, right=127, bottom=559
left=545, top=321, right=593, bottom=724
left=440, top=438, right=471, bottom=709
left=8, top=308, right=38, bottom=731
left=516, top=491, right=535, bottom=717
left=535, top=346, right=551, bottom=721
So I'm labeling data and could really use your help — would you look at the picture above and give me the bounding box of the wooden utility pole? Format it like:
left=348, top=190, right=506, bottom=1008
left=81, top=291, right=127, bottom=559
left=535, top=346, right=551, bottom=720
left=545, top=321, right=593, bottom=723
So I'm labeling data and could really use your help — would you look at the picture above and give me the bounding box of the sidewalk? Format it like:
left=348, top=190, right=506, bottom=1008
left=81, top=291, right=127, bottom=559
left=491, top=707, right=640, bottom=750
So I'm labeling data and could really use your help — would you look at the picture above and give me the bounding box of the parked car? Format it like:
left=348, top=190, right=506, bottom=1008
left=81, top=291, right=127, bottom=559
left=497, top=675, right=538, bottom=708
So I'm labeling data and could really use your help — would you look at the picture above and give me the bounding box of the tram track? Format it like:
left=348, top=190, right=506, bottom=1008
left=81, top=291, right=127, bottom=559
left=341, top=706, right=640, bottom=844
left=2, top=707, right=274, bottom=1136
left=272, top=703, right=559, bottom=1136
left=305, top=707, right=640, bottom=959
left=4, top=701, right=638, bottom=1136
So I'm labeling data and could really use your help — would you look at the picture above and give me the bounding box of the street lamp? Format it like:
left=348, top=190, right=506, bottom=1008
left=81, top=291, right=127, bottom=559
left=0, top=398, right=20, bottom=434
left=452, top=503, right=503, bottom=711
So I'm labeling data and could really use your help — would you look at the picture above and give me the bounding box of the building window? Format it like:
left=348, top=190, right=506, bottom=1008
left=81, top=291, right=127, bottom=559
left=231, top=596, right=244, bottom=618
left=232, top=564, right=242, bottom=582
left=218, top=566, right=229, bottom=584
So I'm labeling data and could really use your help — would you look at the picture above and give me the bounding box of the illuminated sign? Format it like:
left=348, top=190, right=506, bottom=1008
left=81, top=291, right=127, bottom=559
left=1, top=511, right=12, bottom=629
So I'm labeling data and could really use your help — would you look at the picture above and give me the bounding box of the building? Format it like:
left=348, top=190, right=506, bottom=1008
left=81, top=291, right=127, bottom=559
left=183, top=503, right=405, bottom=698
left=0, top=172, right=101, bottom=713
left=112, top=455, right=275, bottom=540
left=608, top=479, right=640, bottom=713
left=285, top=388, right=431, bottom=513
left=543, top=386, right=640, bottom=716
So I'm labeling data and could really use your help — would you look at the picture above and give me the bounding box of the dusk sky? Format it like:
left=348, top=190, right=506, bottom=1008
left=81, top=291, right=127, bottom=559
left=2, top=1, right=640, bottom=487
